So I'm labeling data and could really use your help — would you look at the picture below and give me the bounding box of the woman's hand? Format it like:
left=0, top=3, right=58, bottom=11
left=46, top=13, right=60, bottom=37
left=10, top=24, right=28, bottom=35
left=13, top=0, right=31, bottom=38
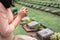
left=18, top=7, right=28, bottom=18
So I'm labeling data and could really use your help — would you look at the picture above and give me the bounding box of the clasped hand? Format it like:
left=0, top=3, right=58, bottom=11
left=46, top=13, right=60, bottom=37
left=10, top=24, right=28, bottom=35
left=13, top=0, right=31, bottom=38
left=18, top=7, right=28, bottom=18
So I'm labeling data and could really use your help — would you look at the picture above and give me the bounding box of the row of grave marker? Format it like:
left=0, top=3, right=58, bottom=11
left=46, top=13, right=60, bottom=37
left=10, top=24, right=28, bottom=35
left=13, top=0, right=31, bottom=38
left=19, top=2, right=60, bottom=16
left=29, top=2, right=60, bottom=8
left=20, top=16, right=54, bottom=40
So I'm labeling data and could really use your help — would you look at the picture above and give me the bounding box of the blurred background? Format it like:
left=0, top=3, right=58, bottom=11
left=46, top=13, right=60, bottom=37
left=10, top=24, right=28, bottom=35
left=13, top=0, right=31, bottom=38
left=13, top=0, right=60, bottom=35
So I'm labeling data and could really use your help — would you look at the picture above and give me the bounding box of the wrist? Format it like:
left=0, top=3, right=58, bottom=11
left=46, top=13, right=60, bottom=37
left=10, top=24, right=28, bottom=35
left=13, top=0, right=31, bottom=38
left=17, top=14, right=22, bottom=19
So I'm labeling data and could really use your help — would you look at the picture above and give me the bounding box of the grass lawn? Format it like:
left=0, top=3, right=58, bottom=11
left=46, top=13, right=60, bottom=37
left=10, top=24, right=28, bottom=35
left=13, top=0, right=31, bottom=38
left=28, top=8, right=60, bottom=32
left=14, top=25, right=27, bottom=35
left=14, top=4, right=60, bottom=35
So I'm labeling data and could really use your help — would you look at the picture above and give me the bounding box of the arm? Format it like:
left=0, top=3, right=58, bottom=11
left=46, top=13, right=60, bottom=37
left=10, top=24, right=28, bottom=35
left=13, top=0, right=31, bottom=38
left=0, top=13, right=21, bottom=37
left=11, top=7, right=28, bottom=27
left=0, top=7, right=27, bottom=37
left=13, top=15, right=17, bottom=19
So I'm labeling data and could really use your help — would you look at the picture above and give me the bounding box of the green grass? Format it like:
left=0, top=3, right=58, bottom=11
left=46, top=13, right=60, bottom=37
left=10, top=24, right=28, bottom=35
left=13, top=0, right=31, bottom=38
left=14, top=4, right=60, bottom=35
left=28, top=8, right=60, bottom=32
left=29, top=9, right=60, bottom=32
left=14, top=25, right=27, bottom=35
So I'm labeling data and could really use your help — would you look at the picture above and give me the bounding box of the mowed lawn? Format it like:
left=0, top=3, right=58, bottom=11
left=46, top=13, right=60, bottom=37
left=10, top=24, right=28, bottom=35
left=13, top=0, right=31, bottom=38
left=14, top=25, right=27, bottom=35
left=14, top=4, right=60, bottom=35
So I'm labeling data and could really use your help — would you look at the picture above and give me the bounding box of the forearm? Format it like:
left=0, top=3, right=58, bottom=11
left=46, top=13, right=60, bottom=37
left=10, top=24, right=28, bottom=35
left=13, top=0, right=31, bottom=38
left=0, top=7, right=27, bottom=37
left=13, top=15, right=17, bottom=19
left=2, top=12, right=22, bottom=37
left=0, top=15, right=22, bottom=37
left=10, top=15, right=22, bottom=28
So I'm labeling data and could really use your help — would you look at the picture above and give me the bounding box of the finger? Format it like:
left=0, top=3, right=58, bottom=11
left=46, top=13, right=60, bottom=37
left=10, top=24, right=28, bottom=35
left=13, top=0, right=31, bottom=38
left=26, top=10, right=28, bottom=12
left=21, top=7, right=27, bottom=10
left=23, top=7, right=28, bottom=10
left=24, top=11, right=28, bottom=15
left=25, top=9, right=28, bottom=12
left=23, top=9, right=28, bottom=12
